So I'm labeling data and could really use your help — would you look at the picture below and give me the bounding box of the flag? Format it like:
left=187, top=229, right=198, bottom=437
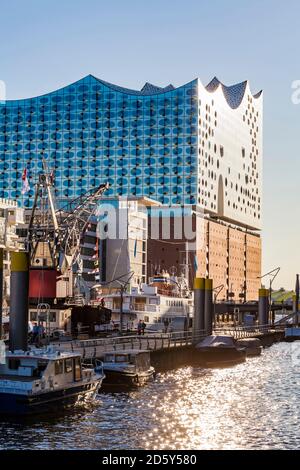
left=21, top=168, right=30, bottom=194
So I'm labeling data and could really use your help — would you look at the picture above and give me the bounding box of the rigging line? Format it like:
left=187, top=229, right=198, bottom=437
left=108, top=236, right=127, bottom=294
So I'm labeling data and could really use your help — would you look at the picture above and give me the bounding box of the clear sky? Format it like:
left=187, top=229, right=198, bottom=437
left=0, top=0, right=299, bottom=289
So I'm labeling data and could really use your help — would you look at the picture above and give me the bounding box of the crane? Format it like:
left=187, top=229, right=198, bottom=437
left=56, top=182, right=109, bottom=273
left=26, top=159, right=109, bottom=302
left=26, top=160, right=59, bottom=267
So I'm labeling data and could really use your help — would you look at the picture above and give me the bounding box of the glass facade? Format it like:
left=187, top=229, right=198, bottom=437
left=0, top=75, right=198, bottom=208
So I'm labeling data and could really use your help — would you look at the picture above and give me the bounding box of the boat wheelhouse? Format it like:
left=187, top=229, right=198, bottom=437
left=101, top=350, right=155, bottom=390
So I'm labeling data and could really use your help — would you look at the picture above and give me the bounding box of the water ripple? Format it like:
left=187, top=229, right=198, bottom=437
left=0, top=342, right=300, bottom=450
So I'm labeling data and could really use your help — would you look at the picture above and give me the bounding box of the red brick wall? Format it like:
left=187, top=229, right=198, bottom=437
left=147, top=214, right=261, bottom=300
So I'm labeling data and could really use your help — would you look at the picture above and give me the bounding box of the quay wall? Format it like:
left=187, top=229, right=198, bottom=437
left=150, top=331, right=285, bottom=371
left=253, top=331, right=284, bottom=347
left=150, top=346, right=196, bottom=372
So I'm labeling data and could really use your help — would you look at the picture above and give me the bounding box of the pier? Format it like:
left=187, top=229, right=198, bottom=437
left=54, top=324, right=285, bottom=370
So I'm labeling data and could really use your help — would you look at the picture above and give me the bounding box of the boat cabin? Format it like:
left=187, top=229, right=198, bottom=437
left=0, top=349, right=85, bottom=392
left=102, top=350, right=151, bottom=372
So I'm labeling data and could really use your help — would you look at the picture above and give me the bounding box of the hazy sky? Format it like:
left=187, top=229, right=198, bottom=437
left=0, top=0, right=299, bottom=289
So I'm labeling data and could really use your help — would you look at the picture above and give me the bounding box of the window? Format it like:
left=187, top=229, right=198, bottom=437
left=115, top=355, right=129, bottom=363
left=65, top=358, right=73, bottom=373
left=55, top=360, right=64, bottom=375
left=49, top=312, right=57, bottom=322
left=8, top=358, right=20, bottom=370
left=30, top=312, right=37, bottom=321
left=220, top=146, right=224, bottom=157
left=74, top=357, right=82, bottom=381
left=104, top=354, right=115, bottom=362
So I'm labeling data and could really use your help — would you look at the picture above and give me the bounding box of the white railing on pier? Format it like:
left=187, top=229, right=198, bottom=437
left=54, top=324, right=285, bottom=359
left=56, top=330, right=200, bottom=358
left=214, top=324, right=285, bottom=339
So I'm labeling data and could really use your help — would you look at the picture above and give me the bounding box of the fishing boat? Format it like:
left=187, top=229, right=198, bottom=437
left=100, top=350, right=155, bottom=390
left=0, top=347, right=105, bottom=415
left=195, top=335, right=246, bottom=367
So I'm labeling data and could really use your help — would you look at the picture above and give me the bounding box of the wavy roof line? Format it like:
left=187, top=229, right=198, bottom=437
left=92, top=75, right=176, bottom=96
left=2, top=74, right=262, bottom=105
left=205, top=76, right=262, bottom=109
left=95, top=75, right=262, bottom=106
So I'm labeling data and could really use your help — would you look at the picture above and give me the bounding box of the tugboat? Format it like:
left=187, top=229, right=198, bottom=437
left=100, top=350, right=155, bottom=390
left=0, top=347, right=105, bottom=415
left=195, top=335, right=246, bottom=367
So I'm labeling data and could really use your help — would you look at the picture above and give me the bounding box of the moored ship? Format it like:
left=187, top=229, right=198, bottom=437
left=100, top=350, right=155, bottom=390
left=0, top=347, right=105, bottom=415
left=95, top=271, right=193, bottom=331
left=195, top=335, right=246, bottom=367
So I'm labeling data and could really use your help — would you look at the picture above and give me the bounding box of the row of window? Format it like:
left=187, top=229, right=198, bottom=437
left=0, top=190, right=197, bottom=206
left=0, top=105, right=197, bottom=117
left=3, top=92, right=196, bottom=107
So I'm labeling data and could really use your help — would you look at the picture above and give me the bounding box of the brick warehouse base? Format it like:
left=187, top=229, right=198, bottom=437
left=148, top=214, right=261, bottom=302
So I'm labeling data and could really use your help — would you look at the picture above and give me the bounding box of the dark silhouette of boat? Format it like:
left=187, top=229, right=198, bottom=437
left=195, top=335, right=246, bottom=367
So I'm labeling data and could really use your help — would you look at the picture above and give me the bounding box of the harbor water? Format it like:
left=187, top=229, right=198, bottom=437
left=0, top=341, right=300, bottom=450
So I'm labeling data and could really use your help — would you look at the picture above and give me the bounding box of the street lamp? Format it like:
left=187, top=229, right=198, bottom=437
left=91, top=271, right=134, bottom=334
left=115, top=272, right=134, bottom=333
left=213, top=284, right=224, bottom=327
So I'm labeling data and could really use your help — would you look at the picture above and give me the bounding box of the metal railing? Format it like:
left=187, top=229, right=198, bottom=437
left=54, top=324, right=285, bottom=358
left=215, top=324, right=285, bottom=339
left=56, top=330, right=199, bottom=358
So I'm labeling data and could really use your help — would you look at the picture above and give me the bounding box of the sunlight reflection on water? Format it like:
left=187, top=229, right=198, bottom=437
left=0, top=342, right=300, bottom=450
